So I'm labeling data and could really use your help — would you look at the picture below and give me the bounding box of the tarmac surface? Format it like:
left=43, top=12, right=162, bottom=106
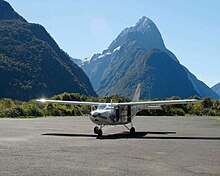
left=0, top=116, right=219, bottom=176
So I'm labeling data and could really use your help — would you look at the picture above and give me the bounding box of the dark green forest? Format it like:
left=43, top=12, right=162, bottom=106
left=0, top=93, right=219, bottom=118
left=0, top=1, right=96, bottom=101
left=0, top=19, right=96, bottom=100
left=0, top=0, right=96, bottom=101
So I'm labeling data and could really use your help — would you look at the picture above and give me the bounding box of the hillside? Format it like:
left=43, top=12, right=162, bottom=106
left=0, top=0, right=96, bottom=100
left=97, top=43, right=198, bottom=99
left=212, top=83, right=220, bottom=96
left=81, top=17, right=219, bottom=99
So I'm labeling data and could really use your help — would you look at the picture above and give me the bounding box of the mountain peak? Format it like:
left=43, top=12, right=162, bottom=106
left=0, top=0, right=26, bottom=21
left=134, top=16, right=154, bottom=31
left=108, top=16, right=165, bottom=52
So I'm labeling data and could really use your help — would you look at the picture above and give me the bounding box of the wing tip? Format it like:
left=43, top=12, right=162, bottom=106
left=36, top=98, right=47, bottom=103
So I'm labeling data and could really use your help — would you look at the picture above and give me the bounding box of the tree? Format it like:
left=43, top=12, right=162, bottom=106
left=202, top=97, right=212, bottom=108
left=0, top=98, right=15, bottom=109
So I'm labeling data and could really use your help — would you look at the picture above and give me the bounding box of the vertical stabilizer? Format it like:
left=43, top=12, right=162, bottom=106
left=132, top=83, right=141, bottom=102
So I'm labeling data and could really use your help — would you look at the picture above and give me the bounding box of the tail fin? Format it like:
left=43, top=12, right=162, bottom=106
left=132, top=83, right=141, bottom=102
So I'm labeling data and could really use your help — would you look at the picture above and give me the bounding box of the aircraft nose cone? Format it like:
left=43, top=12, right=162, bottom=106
left=91, top=111, right=103, bottom=118
left=91, top=111, right=98, bottom=117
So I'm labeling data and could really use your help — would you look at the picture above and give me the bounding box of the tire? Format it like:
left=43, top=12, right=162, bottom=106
left=94, top=126, right=99, bottom=134
left=130, top=127, right=135, bottom=135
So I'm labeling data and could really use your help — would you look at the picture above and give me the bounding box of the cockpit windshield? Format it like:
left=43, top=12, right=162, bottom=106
left=97, top=104, right=115, bottom=110
left=106, top=105, right=114, bottom=110
left=97, top=104, right=107, bottom=110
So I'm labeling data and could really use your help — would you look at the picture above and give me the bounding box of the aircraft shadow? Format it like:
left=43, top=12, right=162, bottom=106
left=42, top=131, right=220, bottom=141
left=42, top=131, right=173, bottom=139
left=42, top=133, right=97, bottom=138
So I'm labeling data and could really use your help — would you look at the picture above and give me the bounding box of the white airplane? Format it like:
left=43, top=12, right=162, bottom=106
left=37, top=84, right=201, bottom=137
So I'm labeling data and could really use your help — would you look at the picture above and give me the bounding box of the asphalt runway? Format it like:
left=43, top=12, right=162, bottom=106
left=0, top=116, right=219, bottom=176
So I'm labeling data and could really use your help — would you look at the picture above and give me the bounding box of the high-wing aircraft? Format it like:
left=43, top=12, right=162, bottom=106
left=37, top=83, right=201, bottom=137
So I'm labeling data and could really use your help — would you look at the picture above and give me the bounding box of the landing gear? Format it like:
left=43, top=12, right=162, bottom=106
left=97, top=129, right=103, bottom=137
left=94, top=126, right=99, bottom=134
left=130, top=127, right=135, bottom=135
left=93, top=125, right=104, bottom=137
left=124, top=121, right=136, bottom=135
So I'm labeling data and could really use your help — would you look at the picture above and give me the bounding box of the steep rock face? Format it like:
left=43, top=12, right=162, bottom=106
left=71, top=58, right=82, bottom=66
left=108, top=17, right=165, bottom=52
left=0, top=0, right=25, bottom=21
left=0, top=0, right=96, bottom=100
left=81, top=16, right=219, bottom=99
left=82, top=53, right=113, bottom=90
left=212, top=83, right=220, bottom=96
left=185, top=69, right=219, bottom=98
left=97, top=42, right=198, bottom=99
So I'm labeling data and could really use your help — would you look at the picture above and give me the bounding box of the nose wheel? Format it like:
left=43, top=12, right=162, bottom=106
left=93, top=125, right=104, bottom=137
left=94, top=126, right=99, bottom=134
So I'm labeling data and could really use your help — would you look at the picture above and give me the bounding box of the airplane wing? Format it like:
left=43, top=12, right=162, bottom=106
left=115, top=99, right=202, bottom=106
left=37, top=98, right=201, bottom=107
left=36, top=99, right=100, bottom=106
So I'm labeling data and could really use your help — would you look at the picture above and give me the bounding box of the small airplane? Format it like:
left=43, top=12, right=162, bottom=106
left=37, top=83, right=201, bottom=137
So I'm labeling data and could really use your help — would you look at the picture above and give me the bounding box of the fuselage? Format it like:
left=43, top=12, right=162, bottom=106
left=89, top=103, right=140, bottom=125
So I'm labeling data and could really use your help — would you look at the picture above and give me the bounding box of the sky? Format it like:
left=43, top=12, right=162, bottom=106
left=6, top=0, right=220, bottom=87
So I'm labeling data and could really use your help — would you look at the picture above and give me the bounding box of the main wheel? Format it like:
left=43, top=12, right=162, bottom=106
left=97, top=129, right=103, bottom=137
left=94, top=126, right=99, bottom=134
left=130, top=127, right=135, bottom=135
